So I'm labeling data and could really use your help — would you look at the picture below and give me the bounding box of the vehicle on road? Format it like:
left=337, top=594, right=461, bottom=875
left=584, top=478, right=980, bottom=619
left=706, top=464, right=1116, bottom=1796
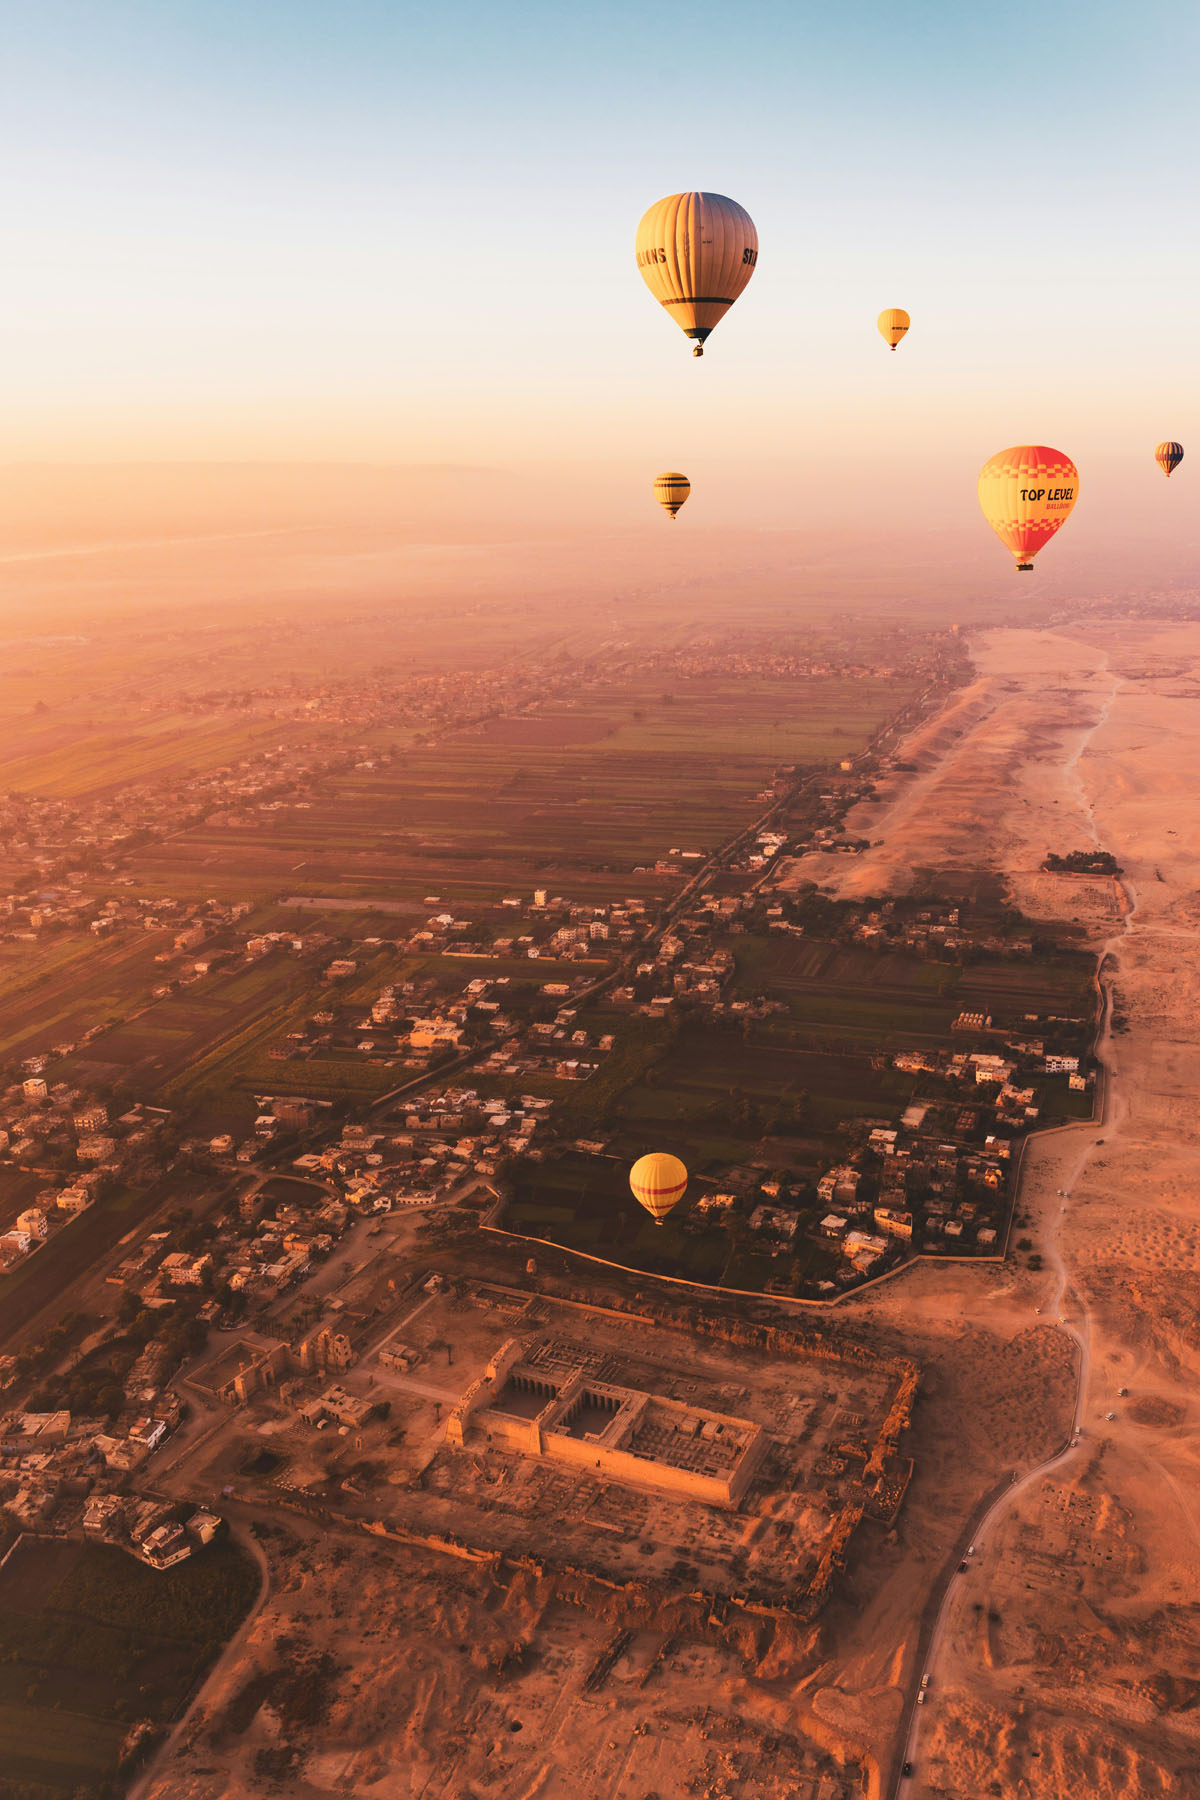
left=902, top=1762, right=914, bottom=1778
left=917, top=1692, right=925, bottom=1705
left=921, top=1674, right=931, bottom=1688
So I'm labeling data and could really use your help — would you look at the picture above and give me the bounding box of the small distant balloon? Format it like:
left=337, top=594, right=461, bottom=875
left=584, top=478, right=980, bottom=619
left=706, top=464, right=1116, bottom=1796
left=653, top=471, right=691, bottom=520
left=877, top=308, right=910, bottom=351
left=977, top=445, right=1079, bottom=573
left=629, top=1152, right=688, bottom=1226
left=1155, top=441, right=1184, bottom=478
left=636, top=192, right=758, bottom=357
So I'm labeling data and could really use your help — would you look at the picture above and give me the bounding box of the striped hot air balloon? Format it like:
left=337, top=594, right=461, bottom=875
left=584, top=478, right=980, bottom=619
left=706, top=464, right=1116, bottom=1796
left=629, top=1153, right=687, bottom=1226
left=1155, top=441, right=1184, bottom=478
left=635, top=192, right=758, bottom=357
left=977, top=445, right=1079, bottom=573
left=877, top=307, right=910, bottom=351
left=653, top=471, right=691, bottom=519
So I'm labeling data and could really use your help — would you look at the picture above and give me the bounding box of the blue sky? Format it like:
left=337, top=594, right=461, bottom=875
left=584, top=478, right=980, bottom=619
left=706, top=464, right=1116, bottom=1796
left=2, top=0, right=1196, bottom=526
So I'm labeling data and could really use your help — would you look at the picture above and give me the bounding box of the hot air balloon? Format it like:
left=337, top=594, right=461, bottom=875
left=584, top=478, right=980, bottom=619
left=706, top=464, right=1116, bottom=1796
left=1155, top=441, right=1184, bottom=478
left=629, top=1153, right=687, bottom=1226
left=653, top=471, right=691, bottom=520
left=977, top=445, right=1079, bottom=573
left=635, top=192, right=758, bottom=357
left=877, top=308, right=910, bottom=351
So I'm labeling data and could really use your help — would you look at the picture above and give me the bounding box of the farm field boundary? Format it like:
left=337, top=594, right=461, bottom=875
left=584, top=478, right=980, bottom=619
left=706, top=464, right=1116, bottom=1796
left=481, top=1216, right=1009, bottom=1308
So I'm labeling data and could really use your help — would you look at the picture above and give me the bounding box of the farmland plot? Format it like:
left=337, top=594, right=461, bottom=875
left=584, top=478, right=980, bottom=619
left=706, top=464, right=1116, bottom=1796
left=0, top=1536, right=258, bottom=1800
left=0, top=713, right=307, bottom=800
left=0, top=928, right=175, bottom=1066
left=123, top=671, right=917, bottom=905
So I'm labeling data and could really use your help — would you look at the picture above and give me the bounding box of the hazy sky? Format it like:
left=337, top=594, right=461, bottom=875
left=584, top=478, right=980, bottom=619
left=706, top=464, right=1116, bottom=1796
left=3, top=1, right=1198, bottom=547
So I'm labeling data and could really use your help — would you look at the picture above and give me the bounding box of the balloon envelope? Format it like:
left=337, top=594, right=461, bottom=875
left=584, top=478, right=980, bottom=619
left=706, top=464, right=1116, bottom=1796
left=1155, top=441, right=1184, bottom=478
left=629, top=1152, right=688, bottom=1225
left=653, top=471, right=691, bottom=519
left=977, top=445, right=1079, bottom=572
left=636, top=192, right=758, bottom=356
left=877, top=307, right=910, bottom=350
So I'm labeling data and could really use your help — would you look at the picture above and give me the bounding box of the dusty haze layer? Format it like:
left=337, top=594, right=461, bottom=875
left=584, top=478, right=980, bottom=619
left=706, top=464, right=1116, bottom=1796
left=2, top=462, right=1186, bottom=633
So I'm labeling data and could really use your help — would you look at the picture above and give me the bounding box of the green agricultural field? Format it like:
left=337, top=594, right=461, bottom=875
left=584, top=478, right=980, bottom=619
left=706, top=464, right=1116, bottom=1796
left=235, top=1054, right=402, bottom=1099
left=122, top=669, right=920, bottom=905
left=156, top=995, right=314, bottom=1108
left=150, top=944, right=605, bottom=1114
left=0, top=1700, right=128, bottom=1793
left=41, top=927, right=604, bottom=1118
left=732, top=935, right=1094, bottom=1039
left=0, top=713, right=310, bottom=799
left=0, top=928, right=176, bottom=1067
left=58, top=953, right=314, bottom=1103
left=0, top=1535, right=258, bottom=1799
left=0, top=932, right=102, bottom=1005
left=496, top=911, right=1093, bottom=1295
left=610, top=1026, right=915, bottom=1147
left=956, top=957, right=1096, bottom=1019
left=502, top=1153, right=842, bottom=1294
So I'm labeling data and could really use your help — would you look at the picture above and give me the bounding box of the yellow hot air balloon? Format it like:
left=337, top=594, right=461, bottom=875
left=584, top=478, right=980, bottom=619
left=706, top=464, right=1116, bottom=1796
left=635, top=192, right=758, bottom=357
left=653, top=471, right=691, bottom=520
left=629, top=1152, right=687, bottom=1226
left=1155, top=441, right=1184, bottom=478
left=977, top=445, right=1079, bottom=573
left=877, top=307, right=910, bottom=351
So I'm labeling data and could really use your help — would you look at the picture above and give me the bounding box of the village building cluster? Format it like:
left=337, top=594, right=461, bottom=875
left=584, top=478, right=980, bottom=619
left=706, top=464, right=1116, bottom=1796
left=1, top=626, right=1098, bottom=1625
left=0, top=1085, right=172, bottom=1269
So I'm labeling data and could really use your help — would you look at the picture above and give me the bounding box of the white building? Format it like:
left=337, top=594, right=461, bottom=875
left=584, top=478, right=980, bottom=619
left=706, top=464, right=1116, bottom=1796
left=844, top=1229, right=888, bottom=1269
left=77, top=1134, right=117, bottom=1162
left=160, top=1252, right=212, bottom=1287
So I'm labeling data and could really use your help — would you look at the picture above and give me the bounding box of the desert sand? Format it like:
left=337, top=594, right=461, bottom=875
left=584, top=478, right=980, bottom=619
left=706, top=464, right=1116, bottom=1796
left=829, top=622, right=1200, bottom=1797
